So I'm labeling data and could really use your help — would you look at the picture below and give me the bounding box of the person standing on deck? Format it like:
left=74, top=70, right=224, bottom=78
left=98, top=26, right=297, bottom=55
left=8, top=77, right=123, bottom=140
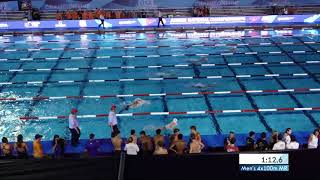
left=157, top=10, right=164, bottom=27
left=69, top=108, right=81, bottom=146
left=98, top=14, right=105, bottom=29
left=108, top=105, right=119, bottom=133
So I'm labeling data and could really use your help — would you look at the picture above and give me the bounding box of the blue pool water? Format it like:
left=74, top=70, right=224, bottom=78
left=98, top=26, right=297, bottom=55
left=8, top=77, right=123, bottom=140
left=0, top=28, right=320, bottom=144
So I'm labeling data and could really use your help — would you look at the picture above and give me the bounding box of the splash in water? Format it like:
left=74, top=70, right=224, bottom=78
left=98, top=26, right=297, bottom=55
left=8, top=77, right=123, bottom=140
left=121, top=98, right=151, bottom=112
left=143, top=125, right=158, bottom=131
left=154, top=71, right=176, bottom=78
left=191, top=82, right=216, bottom=89
left=143, top=118, right=178, bottom=132
left=187, top=57, right=208, bottom=65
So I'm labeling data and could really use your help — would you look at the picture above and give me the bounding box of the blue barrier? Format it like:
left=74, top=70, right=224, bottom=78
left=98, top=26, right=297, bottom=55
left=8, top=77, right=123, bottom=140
left=0, top=14, right=319, bottom=30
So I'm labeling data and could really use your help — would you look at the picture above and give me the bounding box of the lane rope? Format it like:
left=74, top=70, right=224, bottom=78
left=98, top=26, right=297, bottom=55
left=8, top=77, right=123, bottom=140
left=0, top=87, right=319, bottom=102
left=0, top=50, right=318, bottom=62
left=0, top=72, right=317, bottom=86
left=0, top=26, right=315, bottom=38
left=0, top=41, right=319, bottom=52
left=19, top=107, right=320, bottom=120
left=0, top=60, right=319, bottom=73
left=0, top=26, right=313, bottom=36
left=1, top=33, right=319, bottom=44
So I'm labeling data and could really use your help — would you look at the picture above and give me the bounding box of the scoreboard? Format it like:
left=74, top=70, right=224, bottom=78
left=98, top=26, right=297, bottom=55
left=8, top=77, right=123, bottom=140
left=239, top=153, right=289, bottom=172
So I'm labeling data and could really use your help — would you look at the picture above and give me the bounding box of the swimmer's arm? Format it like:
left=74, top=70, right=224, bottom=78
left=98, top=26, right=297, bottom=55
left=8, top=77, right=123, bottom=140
left=24, top=143, right=28, bottom=152
left=109, top=125, right=114, bottom=132
left=189, top=145, right=193, bottom=153
left=308, top=134, right=314, bottom=144
left=52, top=143, right=57, bottom=153
left=200, top=142, right=205, bottom=150
left=169, top=144, right=177, bottom=153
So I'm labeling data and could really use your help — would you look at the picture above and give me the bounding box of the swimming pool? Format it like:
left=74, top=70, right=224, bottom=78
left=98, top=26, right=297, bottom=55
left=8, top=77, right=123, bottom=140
left=0, top=28, right=320, bottom=144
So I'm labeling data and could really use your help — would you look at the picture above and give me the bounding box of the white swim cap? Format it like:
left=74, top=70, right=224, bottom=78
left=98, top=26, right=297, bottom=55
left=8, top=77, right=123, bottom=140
left=173, top=118, right=178, bottom=123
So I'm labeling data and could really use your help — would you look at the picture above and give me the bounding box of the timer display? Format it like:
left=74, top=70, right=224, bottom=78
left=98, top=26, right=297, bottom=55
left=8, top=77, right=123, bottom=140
left=239, top=154, right=289, bottom=172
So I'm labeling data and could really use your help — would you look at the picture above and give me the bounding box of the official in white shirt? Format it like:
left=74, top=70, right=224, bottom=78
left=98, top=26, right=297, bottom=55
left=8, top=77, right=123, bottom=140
left=124, top=137, right=139, bottom=155
left=272, top=134, right=285, bottom=150
left=108, top=105, right=119, bottom=133
left=308, top=129, right=319, bottom=149
left=286, top=135, right=299, bottom=150
left=283, top=128, right=292, bottom=145
left=69, top=108, right=80, bottom=146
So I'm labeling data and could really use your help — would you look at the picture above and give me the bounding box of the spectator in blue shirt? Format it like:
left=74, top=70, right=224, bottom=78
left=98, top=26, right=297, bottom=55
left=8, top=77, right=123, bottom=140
left=85, top=133, right=101, bottom=157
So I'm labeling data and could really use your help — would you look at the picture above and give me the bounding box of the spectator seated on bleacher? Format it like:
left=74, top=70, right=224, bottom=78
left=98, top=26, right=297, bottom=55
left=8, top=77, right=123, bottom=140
left=56, top=11, right=64, bottom=20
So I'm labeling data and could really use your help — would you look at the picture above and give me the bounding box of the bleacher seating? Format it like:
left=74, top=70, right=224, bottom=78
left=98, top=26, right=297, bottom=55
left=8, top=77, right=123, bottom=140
left=38, top=10, right=56, bottom=20
left=295, top=5, right=320, bottom=14
left=209, top=6, right=268, bottom=16
left=0, top=10, right=26, bottom=20
left=208, top=5, right=320, bottom=16
left=0, top=5, right=319, bottom=21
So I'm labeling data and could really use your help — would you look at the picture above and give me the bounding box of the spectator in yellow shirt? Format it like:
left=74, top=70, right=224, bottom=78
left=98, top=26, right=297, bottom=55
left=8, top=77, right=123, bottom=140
left=33, top=134, right=44, bottom=159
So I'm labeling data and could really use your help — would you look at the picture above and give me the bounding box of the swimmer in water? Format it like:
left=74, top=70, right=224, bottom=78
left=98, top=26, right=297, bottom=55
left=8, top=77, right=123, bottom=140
left=187, top=57, right=208, bottom=65
left=121, top=98, right=150, bottom=112
left=191, top=82, right=216, bottom=89
left=231, top=46, right=237, bottom=53
left=164, top=118, right=178, bottom=131
left=185, top=42, right=207, bottom=48
left=143, top=118, right=178, bottom=133
left=154, top=71, right=176, bottom=78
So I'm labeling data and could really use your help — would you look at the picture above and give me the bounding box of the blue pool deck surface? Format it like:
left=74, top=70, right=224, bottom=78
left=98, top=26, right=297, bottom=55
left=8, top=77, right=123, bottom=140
left=0, top=27, right=320, bottom=154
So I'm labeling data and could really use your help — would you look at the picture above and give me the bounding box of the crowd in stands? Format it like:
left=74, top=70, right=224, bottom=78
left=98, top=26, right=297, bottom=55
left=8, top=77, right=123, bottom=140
left=192, top=6, right=210, bottom=17
left=54, top=7, right=211, bottom=20
left=56, top=9, right=149, bottom=20
left=26, top=9, right=40, bottom=21
left=40, top=5, right=299, bottom=21
left=270, top=5, right=297, bottom=15
left=0, top=108, right=319, bottom=159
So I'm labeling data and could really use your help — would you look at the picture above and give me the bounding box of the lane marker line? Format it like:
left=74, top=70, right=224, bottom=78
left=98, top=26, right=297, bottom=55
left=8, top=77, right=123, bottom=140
left=2, top=87, right=318, bottom=102
left=0, top=72, right=311, bottom=85
left=19, top=106, right=320, bottom=120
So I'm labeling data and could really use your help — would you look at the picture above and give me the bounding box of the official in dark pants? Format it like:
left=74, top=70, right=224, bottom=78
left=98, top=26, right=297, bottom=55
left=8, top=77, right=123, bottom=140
left=108, top=105, right=119, bottom=133
left=69, top=108, right=81, bottom=146
left=157, top=11, right=164, bottom=27
left=98, top=14, right=105, bottom=29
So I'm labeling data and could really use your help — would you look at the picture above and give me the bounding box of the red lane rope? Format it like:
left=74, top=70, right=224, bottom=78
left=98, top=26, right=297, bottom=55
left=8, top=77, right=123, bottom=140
left=1, top=88, right=319, bottom=102
left=19, top=107, right=320, bottom=120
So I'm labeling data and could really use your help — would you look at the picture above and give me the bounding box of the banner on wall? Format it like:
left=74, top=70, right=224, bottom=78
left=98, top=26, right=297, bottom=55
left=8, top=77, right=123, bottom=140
left=28, top=0, right=320, bottom=10
left=0, top=14, right=318, bottom=30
